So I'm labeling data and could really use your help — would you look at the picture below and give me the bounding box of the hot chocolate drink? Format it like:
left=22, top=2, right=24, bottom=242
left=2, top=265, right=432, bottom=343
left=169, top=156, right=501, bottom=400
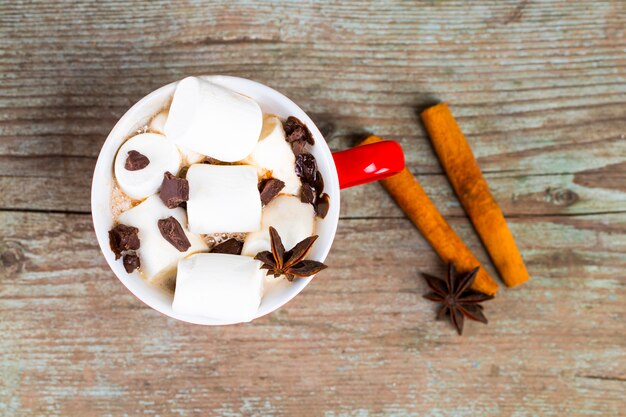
left=107, top=77, right=329, bottom=322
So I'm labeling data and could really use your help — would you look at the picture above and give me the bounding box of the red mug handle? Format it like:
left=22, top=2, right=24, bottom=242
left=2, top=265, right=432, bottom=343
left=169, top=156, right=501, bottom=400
left=332, top=140, right=405, bottom=189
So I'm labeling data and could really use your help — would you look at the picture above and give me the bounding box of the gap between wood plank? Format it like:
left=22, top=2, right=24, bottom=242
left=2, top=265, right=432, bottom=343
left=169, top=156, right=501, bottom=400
left=1, top=208, right=625, bottom=219
left=575, top=375, right=626, bottom=383
left=0, top=207, right=91, bottom=215
left=340, top=211, right=626, bottom=220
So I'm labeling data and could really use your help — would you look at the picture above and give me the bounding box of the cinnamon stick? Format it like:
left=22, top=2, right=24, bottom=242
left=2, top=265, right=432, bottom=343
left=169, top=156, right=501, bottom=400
left=360, top=136, right=499, bottom=295
left=420, top=103, right=529, bottom=288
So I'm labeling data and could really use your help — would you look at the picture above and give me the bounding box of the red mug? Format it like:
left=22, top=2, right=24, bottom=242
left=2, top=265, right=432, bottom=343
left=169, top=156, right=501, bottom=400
left=92, top=76, right=405, bottom=325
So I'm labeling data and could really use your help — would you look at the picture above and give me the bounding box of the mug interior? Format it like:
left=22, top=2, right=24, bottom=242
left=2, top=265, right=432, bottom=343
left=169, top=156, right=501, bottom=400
left=91, top=76, right=340, bottom=325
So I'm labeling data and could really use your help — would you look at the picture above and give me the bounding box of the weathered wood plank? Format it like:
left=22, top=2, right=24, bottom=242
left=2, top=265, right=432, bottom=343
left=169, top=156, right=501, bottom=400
left=1, top=212, right=624, bottom=416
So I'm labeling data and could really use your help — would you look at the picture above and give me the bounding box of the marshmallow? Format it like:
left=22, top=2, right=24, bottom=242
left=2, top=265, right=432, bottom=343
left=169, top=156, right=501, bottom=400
left=164, top=76, right=263, bottom=162
left=186, top=164, right=262, bottom=234
left=172, top=253, right=264, bottom=322
left=114, top=133, right=181, bottom=200
left=179, top=148, right=205, bottom=165
left=117, top=195, right=208, bottom=287
left=242, top=195, right=315, bottom=256
left=148, top=109, right=168, bottom=134
left=246, top=115, right=302, bottom=195
left=149, top=110, right=204, bottom=165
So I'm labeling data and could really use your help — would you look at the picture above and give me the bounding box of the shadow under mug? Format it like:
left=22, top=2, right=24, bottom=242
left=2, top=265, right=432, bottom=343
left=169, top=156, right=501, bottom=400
left=91, top=75, right=405, bottom=325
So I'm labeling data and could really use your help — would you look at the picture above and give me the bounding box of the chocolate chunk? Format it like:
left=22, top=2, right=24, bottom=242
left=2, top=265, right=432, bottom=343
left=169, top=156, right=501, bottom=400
left=313, top=169, right=324, bottom=194
left=157, top=216, right=191, bottom=252
left=125, top=150, right=150, bottom=171
left=315, top=193, right=330, bottom=219
left=109, top=224, right=140, bottom=260
left=291, top=140, right=307, bottom=157
left=122, top=253, right=140, bottom=273
left=285, top=124, right=307, bottom=143
left=211, top=238, right=244, bottom=255
left=159, top=172, right=189, bottom=208
left=295, top=152, right=326, bottom=209
left=283, top=116, right=314, bottom=145
left=300, top=183, right=315, bottom=204
left=259, top=178, right=285, bottom=206
left=295, top=153, right=318, bottom=184
left=204, top=157, right=227, bottom=165
left=284, top=117, right=327, bottom=213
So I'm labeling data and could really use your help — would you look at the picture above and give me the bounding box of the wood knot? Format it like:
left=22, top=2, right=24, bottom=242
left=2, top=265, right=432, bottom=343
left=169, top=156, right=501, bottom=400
left=544, top=187, right=579, bottom=207
left=1, top=240, right=26, bottom=272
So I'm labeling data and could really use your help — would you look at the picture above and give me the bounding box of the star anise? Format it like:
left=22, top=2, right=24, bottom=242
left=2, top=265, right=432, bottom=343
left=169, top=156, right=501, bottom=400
left=422, top=264, right=494, bottom=335
left=254, top=226, right=327, bottom=281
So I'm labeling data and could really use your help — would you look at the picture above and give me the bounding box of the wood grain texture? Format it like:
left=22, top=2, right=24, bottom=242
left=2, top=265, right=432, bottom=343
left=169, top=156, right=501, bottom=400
left=1, top=212, right=625, bottom=416
left=1, top=0, right=625, bottom=416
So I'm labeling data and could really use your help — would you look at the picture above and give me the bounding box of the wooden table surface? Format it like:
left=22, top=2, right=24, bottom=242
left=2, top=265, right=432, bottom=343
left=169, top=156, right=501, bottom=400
left=1, top=1, right=625, bottom=416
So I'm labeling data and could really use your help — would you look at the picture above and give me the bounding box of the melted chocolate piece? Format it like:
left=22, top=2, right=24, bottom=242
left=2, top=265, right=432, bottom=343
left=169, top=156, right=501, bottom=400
left=295, top=153, right=318, bottom=184
left=122, top=253, right=140, bottom=273
left=157, top=216, right=191, bottom=252
left=315, top=193, right=330, bottom=219
left=204, top=157, right=228, bottom=165
left=313, top=170, right=324, bottom=194
left=291, top=140, right=307, bottom=157
left=283, top=115, right=329, bottom=218
left=283, top=116, right=314, bottom=145
left=295, top=152, right=326, bottom=206
left=109, top=224, right=140, bottom=260
left=159, top=172, right=189, bottom=209
left=211, top=238, right=244, bottom=255
left=300, top=183, right=315, bottom=204
left=259, top=178, right=285, bottom=206
left=125, top=150, right=150, bottom=171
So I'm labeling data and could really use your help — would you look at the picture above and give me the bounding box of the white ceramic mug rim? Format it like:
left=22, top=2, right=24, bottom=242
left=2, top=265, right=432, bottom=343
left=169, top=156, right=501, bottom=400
left=91, top=75, right=340, bottom=325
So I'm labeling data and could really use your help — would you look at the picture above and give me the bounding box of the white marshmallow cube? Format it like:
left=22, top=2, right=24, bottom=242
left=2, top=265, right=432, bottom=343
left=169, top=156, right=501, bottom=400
left=117, top=195, right=208, bottom=286
left=114, top=133, right=181, bottom=200
left=149, top=109, right=204, bottom=165
left=172, top=253, right=264, bottom=323
left=242, top=195, right=315, bottom=256
left=246, top=115, right=302, bottom=195
left=186, top=164, right=262, bottom=234
left=164, top=76, right=263, bottom=162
